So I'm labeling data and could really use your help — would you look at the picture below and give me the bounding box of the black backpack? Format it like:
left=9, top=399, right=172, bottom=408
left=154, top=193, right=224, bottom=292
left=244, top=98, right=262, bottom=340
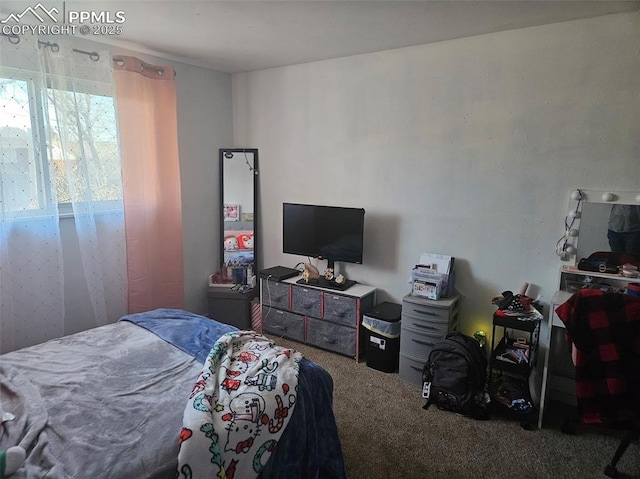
left=421, top=332, right=488, bottom=419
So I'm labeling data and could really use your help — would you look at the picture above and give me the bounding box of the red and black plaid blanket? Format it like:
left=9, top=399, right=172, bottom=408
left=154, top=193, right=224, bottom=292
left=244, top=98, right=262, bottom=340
left=555, top=289, right=640, bottom=428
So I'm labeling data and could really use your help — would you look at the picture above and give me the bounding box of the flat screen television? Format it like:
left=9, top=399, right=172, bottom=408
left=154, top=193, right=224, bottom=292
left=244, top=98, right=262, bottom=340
left=283, top=203, right=365, bottom=270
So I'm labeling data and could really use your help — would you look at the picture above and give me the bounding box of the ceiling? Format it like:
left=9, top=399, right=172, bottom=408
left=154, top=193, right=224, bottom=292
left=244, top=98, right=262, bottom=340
left=2, top=1, right=639, bottom=73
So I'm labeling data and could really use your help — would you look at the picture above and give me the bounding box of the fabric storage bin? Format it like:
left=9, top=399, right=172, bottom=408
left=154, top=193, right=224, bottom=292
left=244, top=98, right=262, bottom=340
left=261, top=308, right=304, bottom=341
left=306, top=317, right=356, bottom=357
left=262, top=280, right=290, bottom=310
left=291, top=285, right=322, bottom=318
left=324, top=293, right=358, bottom=327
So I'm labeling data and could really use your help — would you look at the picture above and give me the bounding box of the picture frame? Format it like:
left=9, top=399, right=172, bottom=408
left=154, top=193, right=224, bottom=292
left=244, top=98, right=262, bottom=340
left=224, top=204, right=240, bottom=221
left=241, top=212, right=254, bottom=222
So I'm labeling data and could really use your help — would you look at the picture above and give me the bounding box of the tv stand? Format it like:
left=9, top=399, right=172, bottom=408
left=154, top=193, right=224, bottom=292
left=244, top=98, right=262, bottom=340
left=296, top=277, right=357, bottom=291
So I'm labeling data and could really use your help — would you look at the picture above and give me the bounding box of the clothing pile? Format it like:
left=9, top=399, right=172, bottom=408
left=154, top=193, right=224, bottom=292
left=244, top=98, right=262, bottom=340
left=491, top=287, right=542, bottom=319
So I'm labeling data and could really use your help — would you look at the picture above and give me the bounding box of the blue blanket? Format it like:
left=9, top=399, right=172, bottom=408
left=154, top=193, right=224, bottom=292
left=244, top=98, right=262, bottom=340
left=120, top=308, right=346, bottom=479
left=120, top=308, right=238, bottom=363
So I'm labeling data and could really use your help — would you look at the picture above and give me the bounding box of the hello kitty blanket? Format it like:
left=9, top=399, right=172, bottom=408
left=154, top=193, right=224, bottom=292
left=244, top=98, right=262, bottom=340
left=177, top=330, right=302, bottom=479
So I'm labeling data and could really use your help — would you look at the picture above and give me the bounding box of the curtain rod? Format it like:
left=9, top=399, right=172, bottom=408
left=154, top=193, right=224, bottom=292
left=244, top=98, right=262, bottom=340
left=39, top=41, right=100, bottom=61
left=113, top=56, right=173, bottom=77
left=1, top=33, right=101, bottom=61
left=2, top=33, right=173, bottom=75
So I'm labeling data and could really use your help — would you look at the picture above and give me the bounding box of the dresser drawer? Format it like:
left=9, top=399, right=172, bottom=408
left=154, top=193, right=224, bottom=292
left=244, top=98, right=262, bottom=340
left=399, top=353, right=425, bottom=387
left=291, top=285, right=322, bottom=317
left=402, top=300, right=451, bottom=325
left=262, top=281, right=290, bottom=310
left=402, top=311, right=450, bottom=335
left=306, top=317, right=356, bottom=357
left=261, top=307, right=304, bottom=342
left=323, top=293, right=357, bottom=327
left=400, top=326, right=442, bottom=361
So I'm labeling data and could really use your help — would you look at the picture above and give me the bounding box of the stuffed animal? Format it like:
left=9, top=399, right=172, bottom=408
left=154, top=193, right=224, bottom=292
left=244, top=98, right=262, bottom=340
left=324, top=268, right=334, bottom=281
left=224, top=235, right=239, bottom=251
left=302, top=263, right=320, bottom=283
left=237, top=234, right=254, bottom=250
left=0, top=447, right=26, bottom=477
left=0, top=407, right=25, bottom=477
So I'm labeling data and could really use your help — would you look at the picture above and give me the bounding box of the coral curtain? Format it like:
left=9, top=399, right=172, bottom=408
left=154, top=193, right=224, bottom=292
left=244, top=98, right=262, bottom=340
left=113, top=56, right=184, bottom=313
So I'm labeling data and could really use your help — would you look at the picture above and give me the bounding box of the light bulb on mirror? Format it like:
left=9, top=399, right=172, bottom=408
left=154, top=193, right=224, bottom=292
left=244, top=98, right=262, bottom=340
left=602, top=192, right=615, bottom=202
left=567, top=210, right=580, bottom=219
left=568, top=229, right=578, bottom=237
left=565, top=244, right=576, bottom=255
left=571, top=190, right=582, bottom=201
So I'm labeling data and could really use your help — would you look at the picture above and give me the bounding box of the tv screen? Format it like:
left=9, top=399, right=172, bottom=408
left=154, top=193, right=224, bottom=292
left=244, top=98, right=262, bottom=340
left=283, top=203, right=365, bottom=266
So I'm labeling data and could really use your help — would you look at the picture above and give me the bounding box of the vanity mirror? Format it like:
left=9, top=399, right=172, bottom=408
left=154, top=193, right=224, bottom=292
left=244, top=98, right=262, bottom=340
left=539, top=189, right=640, bottom=430
left=558, top=189, right=640, bottom=265
left=219, top=148, right=259, bottom=284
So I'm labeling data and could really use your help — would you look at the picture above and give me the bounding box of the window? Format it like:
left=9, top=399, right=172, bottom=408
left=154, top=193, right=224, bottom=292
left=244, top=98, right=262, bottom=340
left=0, top=68, right=122, bottom=216
left=0, top=76, right=45, bottom=213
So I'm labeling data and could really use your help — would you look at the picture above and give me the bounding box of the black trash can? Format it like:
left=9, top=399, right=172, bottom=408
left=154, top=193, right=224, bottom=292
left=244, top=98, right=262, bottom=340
left=363, top=302, right=402, bottom=373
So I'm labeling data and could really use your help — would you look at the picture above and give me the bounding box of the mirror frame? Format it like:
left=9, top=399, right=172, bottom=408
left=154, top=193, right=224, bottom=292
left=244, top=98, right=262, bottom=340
left=219, top=148, right=259, bottom=276
left=561, top=189, right=640, bottom=266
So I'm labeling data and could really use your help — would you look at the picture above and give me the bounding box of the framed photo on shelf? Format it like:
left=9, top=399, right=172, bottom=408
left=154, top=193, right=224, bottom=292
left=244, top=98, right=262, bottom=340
left=241, top=212, right=254, bottom=222
left=224, top=204, right=240, bottom=221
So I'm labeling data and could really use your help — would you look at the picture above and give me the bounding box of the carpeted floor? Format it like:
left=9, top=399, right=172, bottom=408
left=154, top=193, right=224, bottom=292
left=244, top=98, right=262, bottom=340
left=267, top=335, right=640, bottom=479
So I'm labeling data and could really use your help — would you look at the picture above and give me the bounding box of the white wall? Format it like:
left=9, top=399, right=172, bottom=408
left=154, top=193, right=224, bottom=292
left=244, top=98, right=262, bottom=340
left=173, top=62, right=233, bottom=314
left=232, top=12, right=640, bottom=336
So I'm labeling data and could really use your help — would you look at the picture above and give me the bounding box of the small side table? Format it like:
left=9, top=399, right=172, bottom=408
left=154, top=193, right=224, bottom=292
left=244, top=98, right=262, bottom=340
left=207, top=287, right=258, bottom=330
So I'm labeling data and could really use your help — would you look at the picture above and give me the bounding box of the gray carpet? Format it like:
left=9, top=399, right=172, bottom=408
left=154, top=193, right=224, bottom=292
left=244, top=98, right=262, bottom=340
left=267, top=335, right=640, bottom=479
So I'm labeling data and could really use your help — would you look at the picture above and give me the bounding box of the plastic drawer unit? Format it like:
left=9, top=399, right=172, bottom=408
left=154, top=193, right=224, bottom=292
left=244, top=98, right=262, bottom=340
left=398, top=293, right=460, bottom=387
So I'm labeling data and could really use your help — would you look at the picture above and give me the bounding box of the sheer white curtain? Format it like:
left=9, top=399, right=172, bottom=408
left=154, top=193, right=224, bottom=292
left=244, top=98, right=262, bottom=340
left=0, top=37, right=126, bottom=353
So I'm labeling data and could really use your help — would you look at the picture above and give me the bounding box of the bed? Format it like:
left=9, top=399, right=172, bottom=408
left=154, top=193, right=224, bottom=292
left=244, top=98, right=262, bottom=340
left=0, top=309, right=345, bottom=479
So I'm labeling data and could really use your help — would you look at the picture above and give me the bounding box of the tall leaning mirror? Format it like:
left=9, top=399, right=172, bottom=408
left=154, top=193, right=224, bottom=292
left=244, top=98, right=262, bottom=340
left=219, top=148, right=259, bottom=286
